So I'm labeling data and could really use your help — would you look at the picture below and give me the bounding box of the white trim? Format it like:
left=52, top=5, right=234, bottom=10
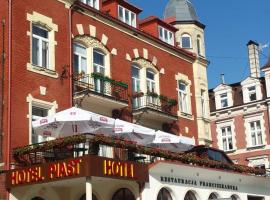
left=26, top=94, right=58, bottom=144
left=26, top=11, right=58, bottom=77
left=158, top=26, right=174, bottom=46
left=244, top=113, right=266, bottom=148
left=118, top=5, right=136, bottom=28
left=216, top=119, right=237, bottom=152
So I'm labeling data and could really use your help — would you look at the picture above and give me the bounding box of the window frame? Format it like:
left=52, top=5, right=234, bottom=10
left=32, top=24, right=50, bottom=69
left=158, top=26, right=174, bottom=45
left=249, top=120, right=263, bottom=147
left=221, top=126, right=234, bottom=151
left=80, top=0, right=99, bottom=9
left=27, top=95, right=58, bottom=144
left=27, top=12, right=58, bottom=78
left=181, top=33, right=192, bottom=49
left=73, top=43, right=88, bottom=75
left=118, top=5, right=136, bottom=27
left=196, top=35, right=202, bottom=56
left=220, top=92, right=228, bottom=108
left=177, top=81, right=188, bottom=114
left=248, top=86, right=257, bottom=101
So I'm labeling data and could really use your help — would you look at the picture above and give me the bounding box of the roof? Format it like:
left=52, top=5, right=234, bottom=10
left=209, top=77, right=267, bottom=112
left=139, top=16, right=178, bottom=32
left=164, top=0, right=199, bottom=22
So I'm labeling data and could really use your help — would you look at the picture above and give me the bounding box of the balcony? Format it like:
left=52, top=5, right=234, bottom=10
left=73, top=73, right=128, bottom=116
left=132, top=92, right=178, bottom=128
left=11, top=134, right=265, bottom=176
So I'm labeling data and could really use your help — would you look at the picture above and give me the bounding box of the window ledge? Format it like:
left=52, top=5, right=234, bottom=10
left=27, top=63, right=59, bottom=79
left=247, top=144, right=266, bottom=150
left=178, top=111, right=194, bottom=120
left=224, top=149, right=236, bottom=153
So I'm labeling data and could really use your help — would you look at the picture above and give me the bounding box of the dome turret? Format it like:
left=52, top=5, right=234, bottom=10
left=164, top=0, right=198, bottom=22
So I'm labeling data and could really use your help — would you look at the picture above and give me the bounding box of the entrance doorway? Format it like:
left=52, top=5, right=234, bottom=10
left=112, top=188, right=135, bottom=200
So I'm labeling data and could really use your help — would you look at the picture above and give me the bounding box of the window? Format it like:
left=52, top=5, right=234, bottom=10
left=178, top=82, right=188, bottom=113
left=93, top=49, right=105, bottom=93
left=157, top=188, right=172, bottom=200
left=184, top=191, right=197, bottom=200
left=146, top=69, right=156, bottom=93
left=181, top=34, right=192, bottom=49
left=248, top=86, right=257, bottom=101
left=158, top=26, right=174, bottom=45
left=201, top=89, right=206, bottom=117
left=80, top=0, right=99, bottom=9
left=250, top=121, right=263, bottom=146
left=32, top=106, right=49, bottom=143
left=32, top=25, right=49, bottom=68
left=220, top=93, right=228, bottom=108
left=112, top=188, right=135, bottom=200
left=132, top=65, right=141, bottom=108
left=73, top=43, right=87, bottom=75
left=221, top=126, right=233, bottom=151
left=197, top=36, right=202, bottom=55
left=118, top=6, right=136, bottom=27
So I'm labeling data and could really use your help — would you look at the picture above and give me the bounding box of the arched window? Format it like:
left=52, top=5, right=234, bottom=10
left=112, top=188, right=135, bottom=200
left=79, top=193, right=98, bottom=200
left=196, top=35, right=202, bottom=55
left=157, top=188, right=172, bottom=200
left=184, top=191, right=197, bottom=200
left=208, top=193, right=218, bottom=200
left=73, top=43, right=87, bottom=75
left=31, top=197, right=45, bottom=200
left=181, top=34, right=192, bottom=49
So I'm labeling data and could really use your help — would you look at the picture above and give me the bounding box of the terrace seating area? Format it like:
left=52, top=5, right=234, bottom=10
left=12, top=134, right=266, bottom=176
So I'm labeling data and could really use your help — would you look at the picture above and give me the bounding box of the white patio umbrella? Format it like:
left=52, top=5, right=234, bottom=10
left=151, top=131, right=193, bottom=152
left=32, top=107, right=115, bottom=138
left=114, top=119, right=155, bottom=145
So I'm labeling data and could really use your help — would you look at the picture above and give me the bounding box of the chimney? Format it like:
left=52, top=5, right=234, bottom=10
left=247, top=40, right=260, bottom=78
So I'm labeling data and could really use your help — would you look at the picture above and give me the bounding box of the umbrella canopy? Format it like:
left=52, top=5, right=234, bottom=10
left=114, top=119, right=155, bottom=145
left=32, top=107, right=115, bottom=138
left=153, top=130, right=181, bottom=144
left=151, top=131, right=194, bottom=152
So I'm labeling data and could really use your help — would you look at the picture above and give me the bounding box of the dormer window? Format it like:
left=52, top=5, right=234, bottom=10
left=248, top=86, right=257, bottom=101
left=158, top=26, right=174, bottom=45
left=80, top=0, right=99, bottom=9
left=220, top=93, right=228, bottom=108
left=118, top=5, right=136, bottom=27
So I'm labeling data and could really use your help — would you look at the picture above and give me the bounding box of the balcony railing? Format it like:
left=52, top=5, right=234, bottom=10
left=132, top=93, right=178, bottom=116
left=73, top=73, right=128, bottom=103
left=12, top=134, right=265, bottom=176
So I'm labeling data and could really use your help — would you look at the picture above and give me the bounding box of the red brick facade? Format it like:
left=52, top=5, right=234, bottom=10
left=0, top=0, right=202, bottom=197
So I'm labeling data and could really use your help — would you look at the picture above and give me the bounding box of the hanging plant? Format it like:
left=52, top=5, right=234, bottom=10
left=132, top=91, right=144, bottom=98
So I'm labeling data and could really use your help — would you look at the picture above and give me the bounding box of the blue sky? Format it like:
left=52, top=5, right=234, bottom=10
left=129, top=0, right=270, bottom=88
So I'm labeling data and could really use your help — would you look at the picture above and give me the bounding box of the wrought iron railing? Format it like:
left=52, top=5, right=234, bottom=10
left=132, top=93, right=178, bottom=116
left=73, top=73, right=128, bottom=103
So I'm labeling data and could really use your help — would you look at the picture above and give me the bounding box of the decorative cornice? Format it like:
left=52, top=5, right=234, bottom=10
left=74, top=35, right=110, bottom=54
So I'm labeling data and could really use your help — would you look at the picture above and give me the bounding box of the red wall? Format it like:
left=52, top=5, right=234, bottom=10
left=9, top=0, right=71, bottom=150
left=211, top=109, right=270, bottom=165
